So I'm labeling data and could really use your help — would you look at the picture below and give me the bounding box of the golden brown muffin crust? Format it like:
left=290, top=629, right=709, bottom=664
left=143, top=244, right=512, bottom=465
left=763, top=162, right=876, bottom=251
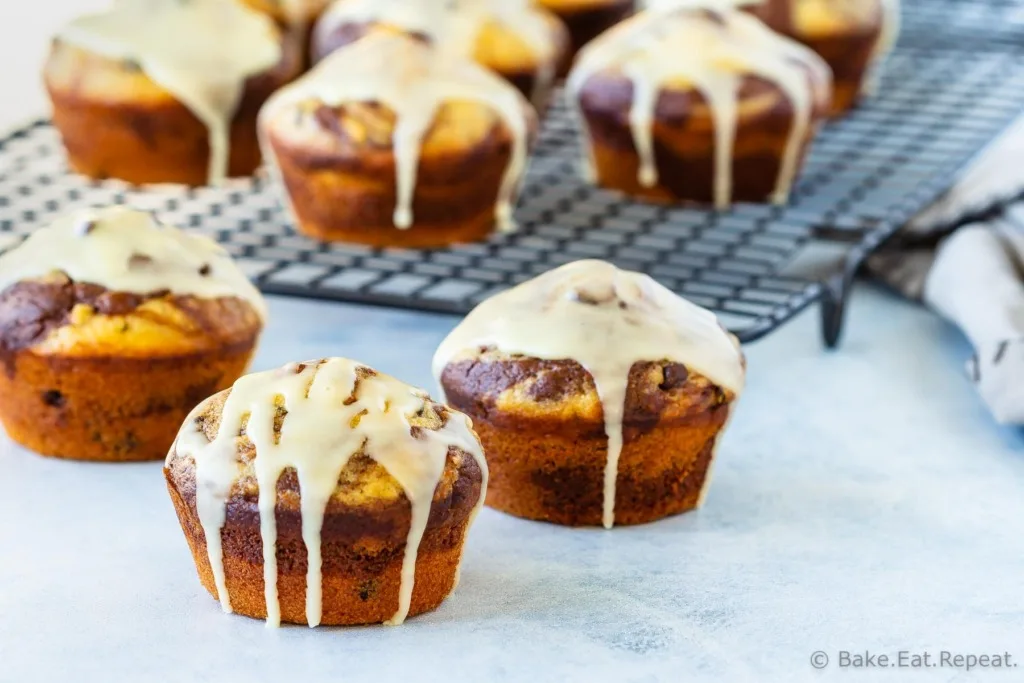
left=268, top=97, right=537, bottom=170
left=578, top=70, right=832, bottom=138
left=0, top=275, right=262, bottom=364
left=44, top=33, right=303, bottom=185
left=440, top=350, right=733, bottom=439
left=263, top=95, right=538, bottom=247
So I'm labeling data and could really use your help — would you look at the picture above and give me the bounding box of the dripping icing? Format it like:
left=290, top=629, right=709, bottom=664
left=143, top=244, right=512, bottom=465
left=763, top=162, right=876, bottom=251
left=567, top=6, right=828, bottom=207
left=314, top=0, right=561, bottom=109
left=432, top=260, right=745, bottom=528
left=259, top=33, right=531, bottom=232
left=173, top=358, right=487, bottom=627
left=56, top=0, right=282, bottom=185
left=0, top=207, right=266, bottom=319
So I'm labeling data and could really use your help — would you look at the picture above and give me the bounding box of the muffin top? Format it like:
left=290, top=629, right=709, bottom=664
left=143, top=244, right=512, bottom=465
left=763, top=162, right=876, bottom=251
left=53, top=0, right=283, bottom=184
left=167, top=357, right=486, bottom=626
left=433, top=259, right=745, bottom=399
left=568, top=4, right=830, bottom=206
left=313, top=0, right=567, bottom=100
left=0, top=207, right=265, bottom=357
left=433, top=260, right=744, bottom=528
left=260, top=32, right=535, bottom=231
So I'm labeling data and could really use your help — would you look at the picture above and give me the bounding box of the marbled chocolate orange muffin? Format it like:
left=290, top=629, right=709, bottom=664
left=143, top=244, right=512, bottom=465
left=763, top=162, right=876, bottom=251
left=0, top=208, right=265, bottom=462
left=44, top=0, right=302, bottom=186
left=260, top=33, right=537, bottom=248
left=433, top=260, right=745, bottom=528
left=568, top=5, right=831, bottom=207
left=312, top=0, right=569, bottom=109
left=165, top=358, right=487, bottom=626
left=751, top=0, right=900, bottom=115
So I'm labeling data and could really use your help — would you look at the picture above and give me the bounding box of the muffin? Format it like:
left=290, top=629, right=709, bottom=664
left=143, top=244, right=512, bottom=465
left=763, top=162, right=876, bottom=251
left=311, top=0, right=570, bottom=109
left=751, top=0, right=901, bottom=115
left=0, top=207, right=265, bottom=462
left=567, top=6, right=832, bottom=207
left=165, top=358, right=487, bottom=626
left=260, top=33, right=538, bottom=248
left=45, top=0, right=303, bottom=186
left=433, top=260, right=745, bottom=528
left=537, top=0, right=635, bottom=70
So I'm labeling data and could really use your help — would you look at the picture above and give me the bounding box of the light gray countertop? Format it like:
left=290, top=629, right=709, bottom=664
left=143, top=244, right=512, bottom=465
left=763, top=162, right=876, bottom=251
left=2, top=286, right=1022, bottom=683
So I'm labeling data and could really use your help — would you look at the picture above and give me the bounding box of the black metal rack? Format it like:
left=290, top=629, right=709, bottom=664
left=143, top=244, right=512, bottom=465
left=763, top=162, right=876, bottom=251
left=0, top=0, right=1021, bottom=346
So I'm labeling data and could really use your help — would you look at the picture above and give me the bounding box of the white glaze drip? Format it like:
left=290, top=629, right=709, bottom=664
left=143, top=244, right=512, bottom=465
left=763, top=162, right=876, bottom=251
left=260, top=33, right=531, bottom=232
left=173, top=359, right=487, bottom=627
left=57, top=0, right=281, bottom=185
left=432, top=260, right=745, bottom=529
left=567, top=5, right=827, bottom=207
left=0, top=207, right=266, bottom=318
left=315, top=0, right=560, bottom=109
left=864, top=0, right=901, bottom=95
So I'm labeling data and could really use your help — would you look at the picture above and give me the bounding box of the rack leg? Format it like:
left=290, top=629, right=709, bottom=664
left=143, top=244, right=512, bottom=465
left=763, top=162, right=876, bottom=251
left=820, top=275, right=851, bottom=349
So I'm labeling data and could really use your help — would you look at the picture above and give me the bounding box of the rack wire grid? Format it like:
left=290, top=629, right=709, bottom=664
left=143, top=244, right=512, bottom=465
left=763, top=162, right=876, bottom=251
left=0, top=2, right=1022, bottom=346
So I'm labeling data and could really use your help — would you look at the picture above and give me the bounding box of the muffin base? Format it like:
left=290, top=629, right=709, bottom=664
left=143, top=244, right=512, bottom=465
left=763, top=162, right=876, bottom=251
left=578, top=77, right=827, bottom=204
left=49, top=96, right=270, bottom=186
left=0, top=345, right=256, bottom=462
left=165, top=468, right=481, bottom=626
left=267, top=127, right=517, bottom=248
left=44, top=37, right=302, bottom=186
left=472, top=404, right=729, bottom=527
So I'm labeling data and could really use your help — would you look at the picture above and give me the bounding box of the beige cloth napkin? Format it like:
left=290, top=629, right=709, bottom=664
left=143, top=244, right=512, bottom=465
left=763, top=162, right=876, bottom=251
left=866, top=115, right=1024, bottom=423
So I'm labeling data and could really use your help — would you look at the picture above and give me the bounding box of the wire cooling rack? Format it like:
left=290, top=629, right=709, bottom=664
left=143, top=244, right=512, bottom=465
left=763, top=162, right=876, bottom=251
left=0, top=13, right=1022, bottom=346
left=901, top=0, right=1024, bottom=47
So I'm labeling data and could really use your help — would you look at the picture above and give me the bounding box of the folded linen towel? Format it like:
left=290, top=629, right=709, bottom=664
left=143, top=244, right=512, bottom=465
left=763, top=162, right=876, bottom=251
left=866, top=116, right=1024, bottom=423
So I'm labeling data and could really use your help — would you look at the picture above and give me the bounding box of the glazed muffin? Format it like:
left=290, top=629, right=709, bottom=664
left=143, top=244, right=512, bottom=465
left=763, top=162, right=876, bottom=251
left=165, top=358, right=487, bottom=626
left=45, top=0, right=303, bottom=186
left=537, top=0, right=635, bottom=70
left=312, top=0, right=570, bottom=109
left=260, top=33, right=538, bottom=248
left=568, top=6, right=831, bottom=207
left=751, top=0, right=901, bottom=115
left=0, top=208, right=265, bottom=462
left=433, top=260, right=745, bottom=528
